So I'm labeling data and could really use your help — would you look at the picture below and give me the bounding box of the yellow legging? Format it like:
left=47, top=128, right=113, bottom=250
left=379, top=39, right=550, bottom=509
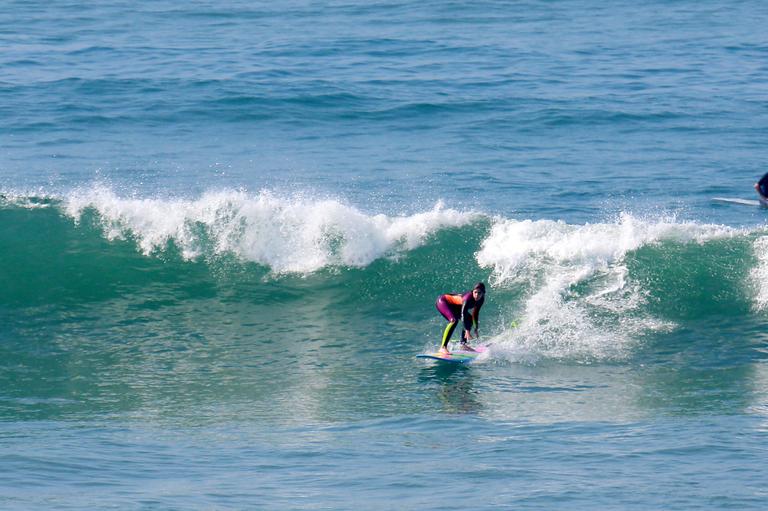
left=441, top=320, right=467, bottom=349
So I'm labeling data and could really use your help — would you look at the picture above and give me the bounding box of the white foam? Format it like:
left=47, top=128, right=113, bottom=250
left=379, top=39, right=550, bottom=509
left=62, top=186, right=478, bottom=273
left=750, top=236, right=768, bottom=312
left=477, top=213, right=742, bottom=361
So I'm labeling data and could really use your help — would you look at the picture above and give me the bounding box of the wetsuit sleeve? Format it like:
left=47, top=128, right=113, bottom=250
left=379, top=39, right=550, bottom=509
left=472, top=297, right=483, bottom=330
left=461, top=294, right=474, bottom=331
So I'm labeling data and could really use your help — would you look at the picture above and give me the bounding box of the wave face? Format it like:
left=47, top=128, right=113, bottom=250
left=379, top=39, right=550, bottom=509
left=2, top=188, right=766, bottom=364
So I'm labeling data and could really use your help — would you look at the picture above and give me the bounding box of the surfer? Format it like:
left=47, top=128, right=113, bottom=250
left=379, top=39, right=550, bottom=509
left=435, top=282, right=486, bottom=354
left=755, top=173, right=768, bottom=205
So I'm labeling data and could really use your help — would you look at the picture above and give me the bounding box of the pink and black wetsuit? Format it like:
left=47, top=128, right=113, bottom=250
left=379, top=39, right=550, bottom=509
left=435, top=282, right=485, bottom=349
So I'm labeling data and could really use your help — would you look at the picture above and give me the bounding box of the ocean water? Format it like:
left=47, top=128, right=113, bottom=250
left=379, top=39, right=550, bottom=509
left=2, top=1, right=768, bottom=509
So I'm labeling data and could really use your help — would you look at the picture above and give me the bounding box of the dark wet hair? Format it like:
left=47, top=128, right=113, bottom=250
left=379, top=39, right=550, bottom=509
left=473, top=282, right=486, bottom=293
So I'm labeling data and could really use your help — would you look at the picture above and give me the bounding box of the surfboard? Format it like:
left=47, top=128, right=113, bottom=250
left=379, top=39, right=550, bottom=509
left=416, top=345, right=488, bottom=364
left=712, top=197, right=764, bottom=207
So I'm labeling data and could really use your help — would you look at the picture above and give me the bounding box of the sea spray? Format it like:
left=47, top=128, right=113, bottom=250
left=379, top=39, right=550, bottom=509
left=62, top=186, right=479, bottom=273
left=750, top=235, right=768, bottom=312
left=477, top=213, right=748, bottom=361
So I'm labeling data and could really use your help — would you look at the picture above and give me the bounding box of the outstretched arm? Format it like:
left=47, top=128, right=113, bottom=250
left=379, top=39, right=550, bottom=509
left=461, top=299, right=474, bottom=340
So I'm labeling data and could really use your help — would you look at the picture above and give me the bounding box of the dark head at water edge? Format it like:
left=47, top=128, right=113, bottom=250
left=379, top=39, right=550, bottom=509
left=754, top=172, right=768, bottom=206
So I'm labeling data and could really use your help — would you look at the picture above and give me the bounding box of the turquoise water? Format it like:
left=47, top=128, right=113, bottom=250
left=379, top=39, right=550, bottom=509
left=3, top=1, right=768, bottom=509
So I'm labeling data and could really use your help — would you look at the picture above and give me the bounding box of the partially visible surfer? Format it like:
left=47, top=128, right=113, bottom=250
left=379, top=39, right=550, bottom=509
left=755, top=173, right=768, bottom=205
left=435, top=282, right=486, bottom=354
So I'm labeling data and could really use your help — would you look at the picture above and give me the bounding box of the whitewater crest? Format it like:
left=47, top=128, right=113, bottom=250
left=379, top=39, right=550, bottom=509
left=750, top=236, right=768, bottom=312
left=477, top=213, right=747, bottom=362
left=62, top=187, right=478, bottom=273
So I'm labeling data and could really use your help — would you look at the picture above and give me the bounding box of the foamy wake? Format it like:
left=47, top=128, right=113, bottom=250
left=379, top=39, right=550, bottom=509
left=62, top=187, right=477, bottom=273
left=477, top=213, right=746, bottom=362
